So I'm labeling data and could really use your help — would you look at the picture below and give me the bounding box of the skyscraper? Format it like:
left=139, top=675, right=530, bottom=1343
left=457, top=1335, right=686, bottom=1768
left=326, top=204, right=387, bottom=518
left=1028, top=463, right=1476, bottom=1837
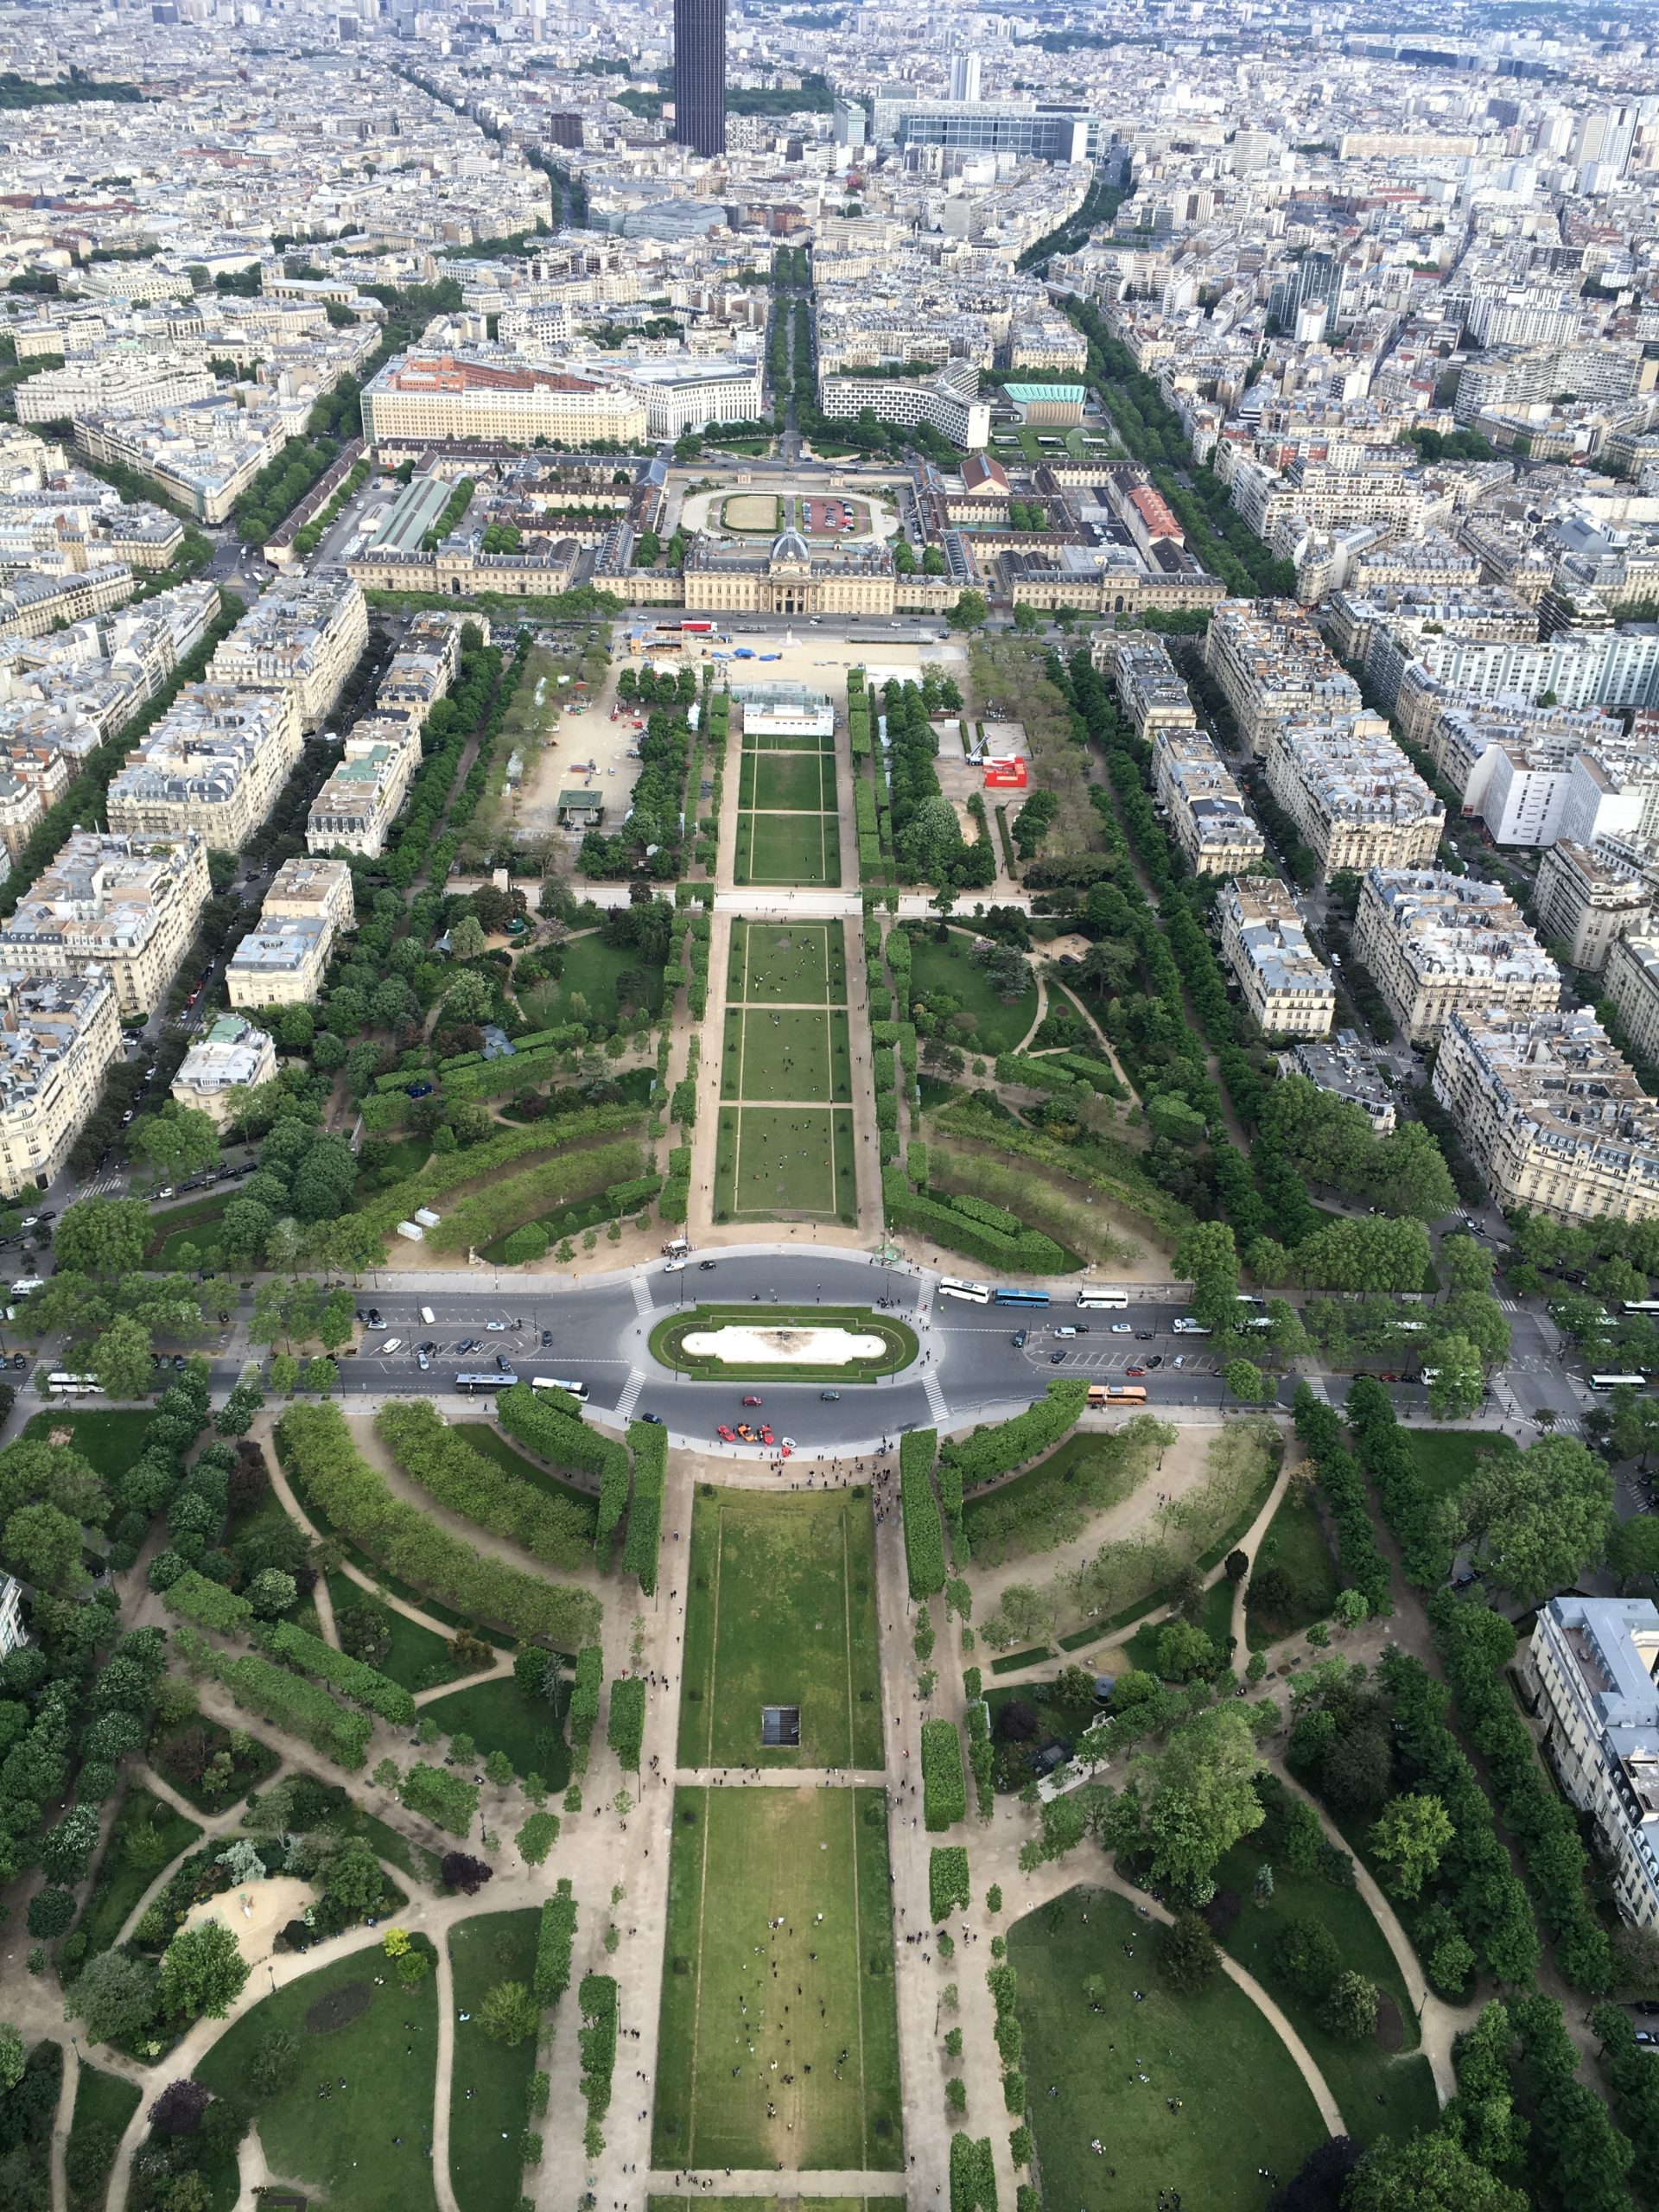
left=949, top=52, right=982, bottom=102
left=673, top=0, right=727, bottom=157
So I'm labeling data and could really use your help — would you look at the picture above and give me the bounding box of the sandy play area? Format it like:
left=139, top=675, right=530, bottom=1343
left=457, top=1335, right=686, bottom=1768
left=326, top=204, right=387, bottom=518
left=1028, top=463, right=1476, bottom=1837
left=681, top=1325, right=885, bottom=1364
left=182, top=1877, right=317, bottom=1967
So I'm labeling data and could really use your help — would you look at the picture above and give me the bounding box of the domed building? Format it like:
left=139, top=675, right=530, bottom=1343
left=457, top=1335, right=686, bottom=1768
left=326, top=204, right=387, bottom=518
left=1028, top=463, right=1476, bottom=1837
left=683, top=510, right=897, bottom=616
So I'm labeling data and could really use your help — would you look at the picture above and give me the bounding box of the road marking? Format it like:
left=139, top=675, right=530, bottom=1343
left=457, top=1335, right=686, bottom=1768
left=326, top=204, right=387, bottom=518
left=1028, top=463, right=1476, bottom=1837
left=923, top=1368, right=948, bottom=1422
left=618, top=1368, right=645, bottom=1421
left=632, top=1274, right=652, bottom=1317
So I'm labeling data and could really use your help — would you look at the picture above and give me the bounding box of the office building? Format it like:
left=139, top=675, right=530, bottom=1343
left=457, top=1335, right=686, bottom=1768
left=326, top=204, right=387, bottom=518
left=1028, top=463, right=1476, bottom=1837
left=1523, top=1598, right=1659, bottom=1929
left=1433, top=1007, right=1659, bottom=1225
left=1217, top=878, right=1336, bottom=1038
left=0, top=970, right=119, bottom=1196
left=0, top=831, right=209, bottom=1017
left=1535, top=839, right=1659, bottom=975
left=673, top=0, right=727, bottom=159
left=1352, top=868, right=1560, bottom=1043
left=361, top=355, right=649, bottom=453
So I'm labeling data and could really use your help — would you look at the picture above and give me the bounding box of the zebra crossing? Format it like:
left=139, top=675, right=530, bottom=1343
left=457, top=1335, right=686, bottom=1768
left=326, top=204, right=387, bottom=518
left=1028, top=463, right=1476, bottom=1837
left=922, top=1367, right=948, bottom=1423
left=617, top=1368, right=646, bottom=1421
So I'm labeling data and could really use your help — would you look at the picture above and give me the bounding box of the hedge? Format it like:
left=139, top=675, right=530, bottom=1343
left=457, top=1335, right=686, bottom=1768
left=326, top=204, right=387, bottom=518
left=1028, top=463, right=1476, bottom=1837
left=1344, top=1377, right=1453, bottom=1586
left=995, top=1052, right=1080, bottom=1096
left=171, top=1626, right=372, bottom=1770
left=922, top=1717, right=968, bottom=1831
left=942, top=1382, right=1088, bottom=1491
left=607, top=1675, right=645, bottom=1770
left=400, top=1761, right=480, bottom=1837
left=577, top=1973, right=619, bottom=2124
left=276, top=1402, right=601, bottom=1649
left=882, top=1173, right=1069, bottom=1274
left=1291, top=1388, right=1393, bottom=1618
left=359, top=1105, right=644, bottom=1238
left=376, top=1399, right=597, bottom=1572
left=161, top=1571, right=254, bottom=1636
left=536, top=1878, right=577, bottom=2004
left=429, top=1138, right=645, bottom=1253
left=1430, top=1591, right=1613, bottom=1991
left=622, top=1420, right=665, bottom=1592
left=495, top=1382, right=631, bottom=1495
left=260, top=1618, right=416, bottom=1727
left=569, top=1645, right=603, bottom=1758
left=930, top=1846, right=970, bottom=1921
left=950, top=2133, right=997, bottom=2212
left=901, top=1430, right=945, bottom=1596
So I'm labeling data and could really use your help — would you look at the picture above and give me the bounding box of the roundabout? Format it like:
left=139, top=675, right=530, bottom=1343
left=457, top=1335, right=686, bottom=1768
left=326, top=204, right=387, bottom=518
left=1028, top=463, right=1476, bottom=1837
left=649, top=1300, right=918, bottom=1382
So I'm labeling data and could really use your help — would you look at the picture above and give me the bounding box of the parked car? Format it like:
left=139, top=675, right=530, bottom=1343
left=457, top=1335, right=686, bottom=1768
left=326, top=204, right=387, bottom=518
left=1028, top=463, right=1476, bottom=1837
left=381, top=1339, right=402, bottom=1356
left=486, top=1319, right=509, bottom=1332
left=639, top=1412, right=664, bottom=1424
left=1145, top=1354, right=1163, bottom=1369
left=1050, top=1351, right=1067, bottom=1363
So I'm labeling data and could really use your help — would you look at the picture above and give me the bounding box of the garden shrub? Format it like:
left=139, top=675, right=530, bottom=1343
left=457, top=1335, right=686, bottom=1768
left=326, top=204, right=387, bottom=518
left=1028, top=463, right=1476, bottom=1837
left=399, top=1762, right=480, bottom=1837
left=922, top=1718, right=968, bottom=1831
left=607, top=1676, right=645, bottom=1770
left=622, top=1421, right=665, bottom=1592
left=901, top=1431, right=945, bottom=1597
left=535, top=1878, right=577, bottom=2005
left=930, top=1846, right=970, bottom=1921
left=259, top=1619, right=416, bottom=1727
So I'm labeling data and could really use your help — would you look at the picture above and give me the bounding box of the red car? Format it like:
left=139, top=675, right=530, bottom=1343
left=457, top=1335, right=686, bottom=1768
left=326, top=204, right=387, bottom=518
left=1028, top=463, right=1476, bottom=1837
left=1126, top=1365, right=1146, bottom=1376
left=742, top=1395, right=763, bottom=1407
left=716, top=1424, right=735, bottom=1441
left=760, top=1427, right=775, bottom=1446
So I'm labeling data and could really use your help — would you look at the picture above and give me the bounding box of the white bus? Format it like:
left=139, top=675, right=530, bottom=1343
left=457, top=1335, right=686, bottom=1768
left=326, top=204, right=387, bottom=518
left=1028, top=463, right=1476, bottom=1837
left=1590, top=1373, right=1650, bottom=1391
left=937, top=1279, right=991, bottom=1306
left=45, top=1371, right=99, bottom=1395
left=1076, top=1289, right=1128, bottom=1310
left=1172, top=1318, right=1211, bottom=1335
left=531, top=1376, right=591, bottom=1402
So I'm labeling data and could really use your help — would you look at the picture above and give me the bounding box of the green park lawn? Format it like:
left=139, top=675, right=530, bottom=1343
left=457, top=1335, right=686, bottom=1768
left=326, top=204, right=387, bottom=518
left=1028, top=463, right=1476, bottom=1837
left=715, top=1103, right=855, bottom=1221
left=1244, top=1483, right=1340, bottom=1650
left=739, top=749, right=835, bottom=811
left=322, top=1569, right=474, bottom=1695
left=1406, top=1427, right=1518, bottom=1503
left=419, top=1674, right=570, bottom=1791
left=67, top=2067, right=143, bottom=2212
left=517, top=928, right=664, bottom=1029
left=652, top=1785, right=901, bottom=2172
left=194, top=1948, right=441, bottom=2212
left=1009, top=1886, right=1326, bottom=2212
left=906, top=928, right=1039, bottom=1055
left=77, top=1785, right=203, bottom=1957
left=679, top=1487, right=883, bottom=1769
left=728, top=919, right=846, bottom=1005
left=23, top=1408, right=156, bottom=1479
left=448, top=1910, right=542, bottom=2212
left=735, top=808, right=842, bottom=888
left=1211, top=1840, right=1440, bottom=2146
left=721, top=1007, right=851, bottom=1103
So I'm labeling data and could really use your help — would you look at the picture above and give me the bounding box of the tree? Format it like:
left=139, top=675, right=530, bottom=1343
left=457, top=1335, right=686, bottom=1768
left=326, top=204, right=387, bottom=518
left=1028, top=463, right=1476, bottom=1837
left=443, top=969, right=497, bottom=1025
left=1267, top=2138, right=1366, bottom=2212
left=1224, top=1357, right=1274, bottom=1404
left=0, top=2024, right=22, bottom=2092
left=1154, top=1621, right=1217, bottom=1682
left=949, top=588, right=988, bottom=629
left=1460, top=1433, right=1614, bottom=1605
left=158, top=1920, right=250, bottom=2023
left=3, top=1503, right=87, bottom=1592
left=1426, top=1336, right=1484, bottom=1421
left=92, top=1316, right=155, bottom=1403
left=1370, top=1793, right=1452, bottom=1900
left=448, top=912, right=488, bottom=959
left=130, top=1104, right=220, bottom=1187
left=26, top=1886, right=75, bottom=1938
left=478, top=1979, right=541, bottom=2046
left=1274, top=1915, right=1341, bottom=1999
left=1606, top=1516, right=1659, bottom=1592
left=246, top=1569, right=297, bottom=1618
left=441, top=1853, right=493, bottom=1896
left=1129, top=1705, right=1264, bottom=1905
left=149, top=2080, right=212, bottom=2136
left=66, top=1949, right=158, bottom=2045
left=269, top=1352, right=300, bottom=1397
left=1176, top=1221, right=1241, bottom=1333
left=1154, top=1911, right=1220, bottom=1992
left=215, top=1382, right=266, bottom=1438
left=1611, top=1389, right=1659, bottom=1471
left=1321, top=1969, right=1379, bottom=2040
left=322, top=1839, right=385, bottom=1919
left=1344, top=2133, right=1528, bottom=2212
left=1440, top=1234, right=1495, bottom=1294
left=54, top=1197, right=149, bottom=1276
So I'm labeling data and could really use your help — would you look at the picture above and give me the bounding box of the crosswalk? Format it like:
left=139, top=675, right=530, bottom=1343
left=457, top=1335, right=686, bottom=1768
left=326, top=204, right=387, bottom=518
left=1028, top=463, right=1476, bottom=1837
left=617, top=1369, right=645, bottom=1421
left=923, top=1367, right=948, bottom=1423
left=631, top=1275, right=653, bottom=1318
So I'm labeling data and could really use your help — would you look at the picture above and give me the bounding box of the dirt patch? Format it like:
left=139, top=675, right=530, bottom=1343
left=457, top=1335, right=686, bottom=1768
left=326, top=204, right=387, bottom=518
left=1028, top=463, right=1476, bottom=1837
left=305, top=1980, right=372, bottom=2036
left=1375, top=1991, right=1403, bottom=2051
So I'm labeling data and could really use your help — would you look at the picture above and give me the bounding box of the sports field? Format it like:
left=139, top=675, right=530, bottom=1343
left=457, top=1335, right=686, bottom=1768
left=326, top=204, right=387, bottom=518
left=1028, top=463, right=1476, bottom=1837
left=716, top=920, right=856, bottom=1222
left=651, top=1785, right=903, bottom=2173
left=678, top=1486, right=884, bottom=1769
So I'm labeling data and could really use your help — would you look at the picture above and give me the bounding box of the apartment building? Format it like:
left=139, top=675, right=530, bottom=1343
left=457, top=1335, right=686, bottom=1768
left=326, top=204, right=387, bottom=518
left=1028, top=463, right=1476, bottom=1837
left=1202, top=599, right=1365, bottom=755
left=208, top=575, right=369, bottom=732
left=105, top=685, right=303, bottom=851
left=261, top=855, right=356, bottom=935
left=226, top=855, right=353, bottom=1008
left=1392, top=625, right=1659, bottom=736
left=1604, top=935, right=1659, bottom=1066
left=1558, top=736, right=1659, bottom=851
left=1535, top=838, right=1658, bottom=974
left=1522, top=1597, right=1659, bottom=1929
left=0, top=831, right=208, bottom=1018
left=306, top=720, right=419, bottom=858
left=817, top=363, right=991, bottom=450
left=1110, top=637, right=1199, bottom=746
left=1352, top=868, right=1560, bottom=1043
left=0, top=767, right=42, bottom=861
left=171, top=1014, right=278, bottom=1126
left=1432, top=1006, right=1659, bottom=1224
left=1264, top=717, right=1446, bottom=880
left=0, top=969, right=119, bottom=1196
left=1217, top=877, right=1336, bottom=1038
left=360, top=353, right=649, bottom=448
left=1152, top=728, right=1267, bottom=875
left=1282, top=1031, right=1396, bottom=1134
left=74, top=393, right=292, bottom=524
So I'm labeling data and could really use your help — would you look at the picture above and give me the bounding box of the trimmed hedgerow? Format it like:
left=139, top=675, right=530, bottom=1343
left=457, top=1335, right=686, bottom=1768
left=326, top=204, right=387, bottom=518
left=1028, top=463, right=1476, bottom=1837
left=942, top=1382, right=1088, bottom=1491
left=160, top=1571, right=254, bottom=1635
left=569, top=1645, right=602, bottom=1760
left=1291, top=1386, right=1392, bottom=1618
left=536, top=1878, right=577, bottom=2005
left=607, top=1675, right=645, bottom=1770
left=1344, top=1376, right=1453, bottom=1586
left=578, top=1973, right=619, bottom=2125
left=901, top=1431, right=946, bottom=1598
left=260, top=1619, right=416, bottom=1727
left=494, top=1382, right=630, bottom=1494
left=930, top=1846, right=970, bottom=1922
left=622, top=1420, right=665, bottom=1592
left=399, top=1760, right=480, bottom=1837
left=950, top=2132, right=997, bottom=2212
left=171, top=1624, right=371, bottom=1770
left=922, top=1718, right=968, bottom=1832
left=376, top=1400, right=597, bottom=1571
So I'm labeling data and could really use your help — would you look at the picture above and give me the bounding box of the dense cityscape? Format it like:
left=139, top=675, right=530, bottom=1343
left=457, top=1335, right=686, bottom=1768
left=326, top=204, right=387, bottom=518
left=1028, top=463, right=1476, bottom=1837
left=3, top=3, right=1659, bottom=2211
